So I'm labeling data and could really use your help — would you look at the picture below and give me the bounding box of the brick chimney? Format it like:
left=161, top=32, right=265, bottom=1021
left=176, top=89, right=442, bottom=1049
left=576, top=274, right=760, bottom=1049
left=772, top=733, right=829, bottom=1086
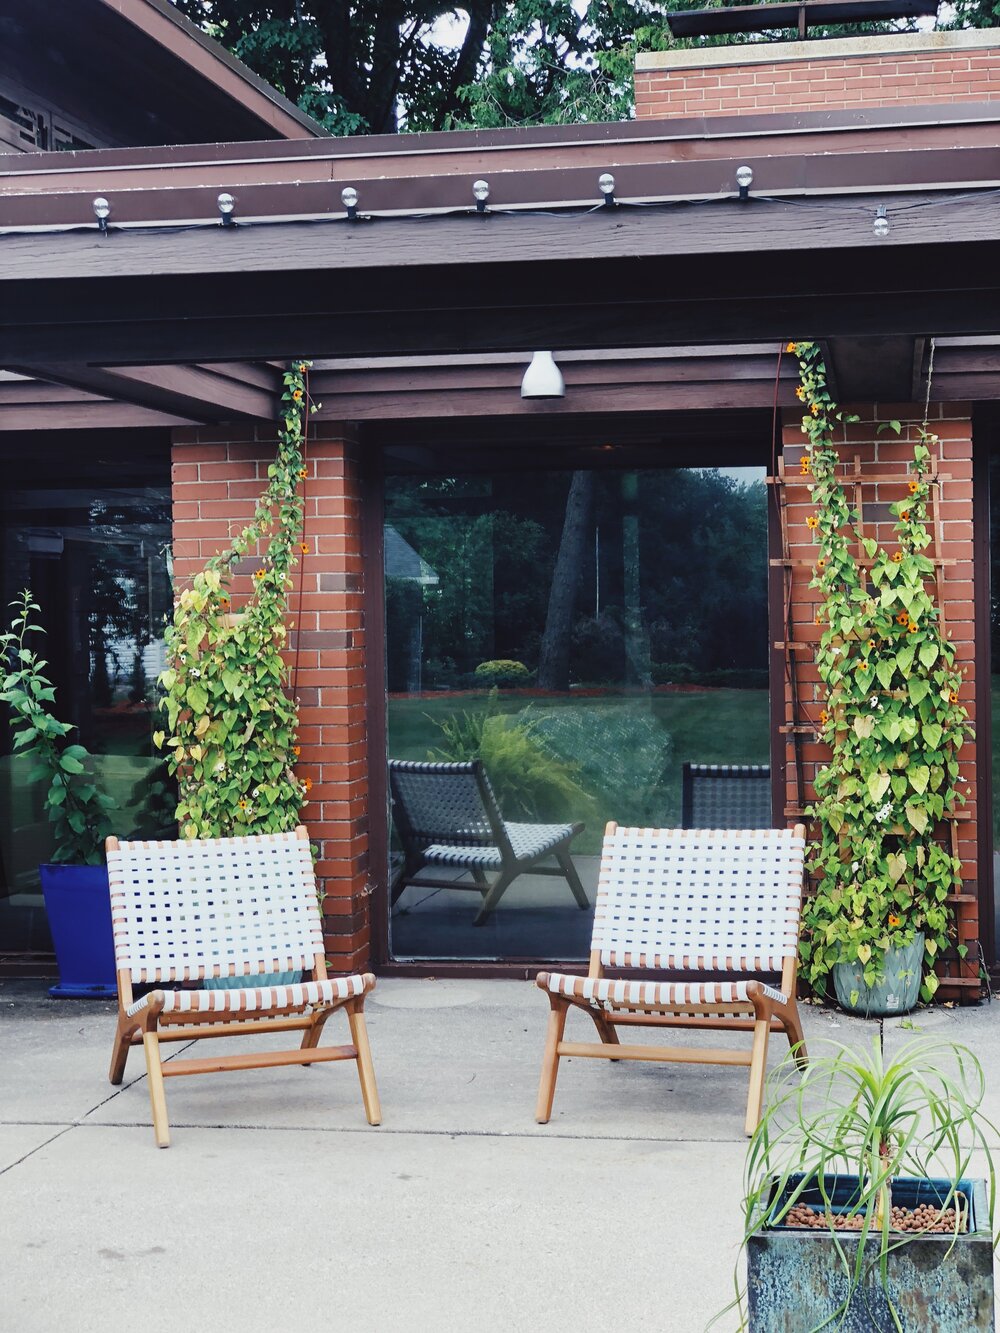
left=635, top=29, right=1000, bottom=119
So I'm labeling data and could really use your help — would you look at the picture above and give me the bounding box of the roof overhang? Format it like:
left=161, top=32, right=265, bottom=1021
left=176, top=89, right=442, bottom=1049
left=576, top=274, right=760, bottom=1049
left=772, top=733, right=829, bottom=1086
left=0, top=0, right=326, bottom=149
left=3, top=105, right=1000, bottom=422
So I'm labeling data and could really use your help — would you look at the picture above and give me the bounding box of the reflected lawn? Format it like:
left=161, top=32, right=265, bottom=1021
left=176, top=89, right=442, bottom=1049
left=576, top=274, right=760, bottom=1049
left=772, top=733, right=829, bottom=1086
left=388, top=687, right=770, bottom=852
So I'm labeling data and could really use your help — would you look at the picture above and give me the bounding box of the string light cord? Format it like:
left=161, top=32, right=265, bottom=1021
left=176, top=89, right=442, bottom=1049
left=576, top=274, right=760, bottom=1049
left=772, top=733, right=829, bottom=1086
left=5, top=182, right=1000, bottom=240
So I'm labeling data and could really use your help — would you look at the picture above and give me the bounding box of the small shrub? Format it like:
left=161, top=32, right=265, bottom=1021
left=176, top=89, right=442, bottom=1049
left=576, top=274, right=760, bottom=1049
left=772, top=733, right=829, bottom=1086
left=473, top=659, right=532, bottom=688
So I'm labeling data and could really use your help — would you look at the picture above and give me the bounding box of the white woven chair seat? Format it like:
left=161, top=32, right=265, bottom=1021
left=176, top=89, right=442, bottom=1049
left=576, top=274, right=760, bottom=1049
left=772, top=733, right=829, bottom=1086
left=540, top=972, right=787, bottom=1009
left=423, top=822, right=576, bottom=868
left=126, top=974, right=366, bottom=1019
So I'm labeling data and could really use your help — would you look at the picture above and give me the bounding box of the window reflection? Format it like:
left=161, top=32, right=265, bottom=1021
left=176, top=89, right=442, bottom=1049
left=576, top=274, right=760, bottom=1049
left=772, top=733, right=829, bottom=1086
left=0, top=487, right=172, bottom=953
left=384, top=465, right=771, bottom=962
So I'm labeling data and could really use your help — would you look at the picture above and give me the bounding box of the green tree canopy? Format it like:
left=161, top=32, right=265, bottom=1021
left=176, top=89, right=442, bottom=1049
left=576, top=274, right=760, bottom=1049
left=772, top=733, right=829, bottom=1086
left=173, top=0, right=672, bottom=133
left=173, top=0, right=974, bottom=135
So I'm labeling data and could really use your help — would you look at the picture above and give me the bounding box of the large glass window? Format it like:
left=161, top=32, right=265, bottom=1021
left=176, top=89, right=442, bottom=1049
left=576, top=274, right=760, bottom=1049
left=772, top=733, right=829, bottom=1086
left=0, top=485, right=172, bottom=955
left=384, top=463, right=771, bottom=962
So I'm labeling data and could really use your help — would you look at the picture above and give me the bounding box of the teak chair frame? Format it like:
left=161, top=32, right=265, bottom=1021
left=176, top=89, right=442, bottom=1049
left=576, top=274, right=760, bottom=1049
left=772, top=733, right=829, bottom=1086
left=107, top=826, right=381, bottom=1147
left=535, top=821, right=808, bottom=1137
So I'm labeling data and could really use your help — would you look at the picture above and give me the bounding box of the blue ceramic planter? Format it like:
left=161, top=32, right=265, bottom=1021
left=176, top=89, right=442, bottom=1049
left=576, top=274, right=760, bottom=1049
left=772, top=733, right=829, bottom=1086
left=39, top=862, right=116, bottom=998
left=833, top=933, right=924, bottom=1017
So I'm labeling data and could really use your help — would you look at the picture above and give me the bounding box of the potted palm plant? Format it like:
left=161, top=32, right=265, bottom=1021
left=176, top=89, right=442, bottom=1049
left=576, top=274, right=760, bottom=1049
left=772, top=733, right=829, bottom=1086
left=727, top=1036, right=997, bottom=1332
left=0, top=589, right=117, bottom=996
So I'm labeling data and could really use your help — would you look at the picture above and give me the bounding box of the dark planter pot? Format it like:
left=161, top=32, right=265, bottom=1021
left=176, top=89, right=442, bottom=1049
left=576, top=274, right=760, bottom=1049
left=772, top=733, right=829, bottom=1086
left=748, top=1173, right=995, bottom=1332
left=39, top=862, right=116, bottom=998
left=833, top=933, right=924, bottom=1017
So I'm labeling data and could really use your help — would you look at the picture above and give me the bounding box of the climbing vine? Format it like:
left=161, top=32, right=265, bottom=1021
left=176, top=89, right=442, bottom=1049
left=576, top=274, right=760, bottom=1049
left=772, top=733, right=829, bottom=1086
left=791, top=341, right=972, bottom=1002
left=154, top=362, right=314, bottom=838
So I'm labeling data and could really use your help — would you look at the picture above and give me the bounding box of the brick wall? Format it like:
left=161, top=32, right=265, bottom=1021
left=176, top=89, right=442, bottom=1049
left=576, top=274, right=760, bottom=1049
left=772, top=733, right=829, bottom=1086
left=780, top=402, right=981, bottom=997
left=636, top=31, right=1000, bottom=119
left=171, top=422, right=371, bottom=975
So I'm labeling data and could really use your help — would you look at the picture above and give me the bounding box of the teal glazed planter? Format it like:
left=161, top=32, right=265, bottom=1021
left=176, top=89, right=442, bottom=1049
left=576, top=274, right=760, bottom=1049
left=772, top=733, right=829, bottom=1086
left=833, top=933, right=924, bottom=1017
left=39, top=862, right=117, bottom=998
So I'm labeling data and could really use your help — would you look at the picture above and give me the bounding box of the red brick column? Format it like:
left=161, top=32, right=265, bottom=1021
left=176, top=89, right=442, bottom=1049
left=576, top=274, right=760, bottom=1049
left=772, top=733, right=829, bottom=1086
left=171, top=421, right=372, bottom=975
left=779, top=402, right=980, bottom=999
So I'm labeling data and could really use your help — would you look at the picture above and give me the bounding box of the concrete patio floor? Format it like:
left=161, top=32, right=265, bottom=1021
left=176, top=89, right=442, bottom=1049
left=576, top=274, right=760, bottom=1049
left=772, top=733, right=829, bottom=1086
left=2, top=977, right=998, bottom=1332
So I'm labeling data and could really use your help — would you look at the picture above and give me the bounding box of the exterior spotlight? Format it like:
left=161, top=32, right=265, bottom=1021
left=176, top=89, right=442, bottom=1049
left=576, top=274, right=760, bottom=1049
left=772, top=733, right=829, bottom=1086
left=341, top=186, right=359, bottom=220
left=473, top=179, right=490, bottom=213
left=735, top=165, right=753, bottom=201
left=598, top=172, right=616, bottom=206
left=521, top=351, right=565, bottom=400
left=217, top=192, right=236, bottom=225
left=873, top=204, right=890, bottom=239
left=92, top=196, right=110, bottom=233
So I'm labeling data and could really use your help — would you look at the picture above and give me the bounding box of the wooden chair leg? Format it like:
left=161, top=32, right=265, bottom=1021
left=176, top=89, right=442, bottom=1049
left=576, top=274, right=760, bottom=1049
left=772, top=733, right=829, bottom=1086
left=745, top=1015, right=772, bottom=1138
left=783, top=999, right=808, bottom=1069
left=536, top=996, right=569, bottom=1123
left=556, top=848, right=590, bottom=910
left=346, top=1001, right=382, bottom=1126
left=141, top=1030, right=171, bottom=1149
left=472, top=869, right=515, bottom=926
left=109, top=1021, right=132, bottom=1085
left=588, top=1006, right=621, bottom=1060
left=300, top=1006, right=334, bottom=1051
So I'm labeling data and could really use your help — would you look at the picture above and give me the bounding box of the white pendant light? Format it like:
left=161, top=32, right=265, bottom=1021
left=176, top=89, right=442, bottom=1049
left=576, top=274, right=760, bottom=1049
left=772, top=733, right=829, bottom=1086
left=520, top=351, right=565, bottom=399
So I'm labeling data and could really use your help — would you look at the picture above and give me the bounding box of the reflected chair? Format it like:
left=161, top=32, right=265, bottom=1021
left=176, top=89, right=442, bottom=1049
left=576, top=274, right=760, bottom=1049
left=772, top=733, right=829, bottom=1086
left=681, top=762, right=772, bottom=830
left=535, top=822, right=808, bottom=1135
left=388, top=759, right=589, bottom=926
left=106, top=826, right=381, bottom=1147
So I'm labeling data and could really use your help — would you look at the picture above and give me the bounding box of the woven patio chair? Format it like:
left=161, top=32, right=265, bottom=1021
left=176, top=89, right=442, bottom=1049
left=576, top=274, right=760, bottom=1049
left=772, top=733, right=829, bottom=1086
left=535, top=822, right=808, bottom=1136
left=681, top=763, right=772, bottom=830
left=106, top=826, right=380, bottom=1147
left=388, top=759, right=589, bottom=926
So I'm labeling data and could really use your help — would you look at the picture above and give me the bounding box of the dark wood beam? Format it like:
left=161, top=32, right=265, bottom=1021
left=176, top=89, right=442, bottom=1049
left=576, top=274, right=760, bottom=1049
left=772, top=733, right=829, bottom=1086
left=10, top=362, right=277, bottom=420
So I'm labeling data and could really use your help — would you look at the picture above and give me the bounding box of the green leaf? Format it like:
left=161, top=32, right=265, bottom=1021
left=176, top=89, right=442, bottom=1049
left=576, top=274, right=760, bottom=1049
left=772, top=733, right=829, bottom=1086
left=867, top=772, right=891, bottom=803
left=907, top=679, right=929, bottom=706
left=905, top=803, right=929, bottom=834
left=59, top=755, right=85, bottom=774
left=187, top=683, right=209, bottom=715
left=908, top=765, right=929, bottom=795
left=922, top=722, right=943, bottom=751
left=918, top=643, right=938, bottom=670
left=875, top=660, right=894, bottom=690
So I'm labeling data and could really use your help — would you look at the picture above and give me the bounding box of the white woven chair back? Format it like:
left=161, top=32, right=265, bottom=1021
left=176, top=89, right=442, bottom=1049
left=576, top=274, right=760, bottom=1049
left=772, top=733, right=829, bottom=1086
left=107, top=832, right=323, bottom=984
left=592, top=826, right=804, bottom=972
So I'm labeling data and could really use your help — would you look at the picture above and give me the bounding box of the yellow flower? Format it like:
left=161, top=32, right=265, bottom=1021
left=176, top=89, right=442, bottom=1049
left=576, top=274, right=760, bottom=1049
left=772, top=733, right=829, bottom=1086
left=908, top=621, right=918, bottom=634
left=819, top=709, right=829, bottom=724
left=806, top=515, right=819, bottom=530
left=810, top=403, right=820, bottom=416
left=817, top=558, right=826, bottom=571
left=303, top=777, right=313, bottom=792
left=888, top=914, right=901, bottom=928
left=292, top=745, right=301, bottom=756
left=299, top=542, right=310, bottom=554
left=786, top=342, right=798, bottom=354
left=298, top=467, right=308, bottom=478
left=908, top=480, right=919, bottom=494
left=949, top=690, right=959, bottom=704
left=254, top=568, right=266, bottom=581
left=238, top=798, right=248, bottom=809
left=292, top=389, right=303, bottom=401
left=892, top=551, right=903, bottom=563
left=900, top=509, right=910, bottom=522
left=795, top=386, right=805, bottom=401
